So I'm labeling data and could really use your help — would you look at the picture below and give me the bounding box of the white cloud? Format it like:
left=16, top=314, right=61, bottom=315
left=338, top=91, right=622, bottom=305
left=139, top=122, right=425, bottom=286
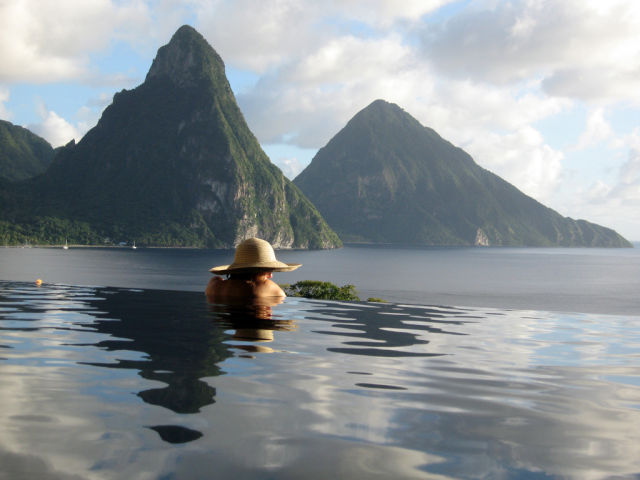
left=572, top=130, right=640, bottom=238
left=421, top=0, right=640, bottom=104
left=0, top=86, right=11, bottom=120
left=272, top=155, right=305, bottom=180
left=573, top=108, right=614, bottom=150
left=587, top=180, right=612, bottom=202
left=28, top=103, right=80, bottom=147
left=613, top=144, right=640, bottom=202
left=411, top=79, right=570, bottom=142
left=326, top=0, right=452, bottom=27
left=0, top=0, right=153, bottom=83
left=587, top=129, right=640, bottom=204
left=289, top=34, right=414, bottom=85
left=193, top=0, right=452, bottom=72
left=193, top=0, right=324, bottom=73
left=238, top=33, right=431, bottom=148
left=464, top=126, right=564, bottom=202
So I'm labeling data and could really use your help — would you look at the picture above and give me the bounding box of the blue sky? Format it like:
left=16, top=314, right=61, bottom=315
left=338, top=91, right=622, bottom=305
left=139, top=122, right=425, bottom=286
left=1, top=0, right=639, bottom=240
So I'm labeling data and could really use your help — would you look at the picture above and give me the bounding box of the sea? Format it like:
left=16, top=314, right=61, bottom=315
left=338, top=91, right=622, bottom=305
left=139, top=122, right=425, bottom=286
left=1, top=243, right=639, bottom=315
left=1, top=245, right=639, bottom=479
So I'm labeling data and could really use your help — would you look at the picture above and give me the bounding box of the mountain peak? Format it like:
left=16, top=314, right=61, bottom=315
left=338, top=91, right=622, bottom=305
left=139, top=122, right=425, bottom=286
left=145, top=24, right=226, bottom=87
left=354, top=99, right=403, bottom=120
left=363, top=98, right=398, bottom=111
left=344, top=99, right=427, bottom=140
left=6, top=25, right=341, bottom=249
left=294, top=101, right=631, bottom=247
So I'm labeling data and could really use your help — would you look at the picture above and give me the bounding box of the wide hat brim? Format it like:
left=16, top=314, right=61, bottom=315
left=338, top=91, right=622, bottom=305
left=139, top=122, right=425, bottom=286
left=209, top=260, right=301, bottom=275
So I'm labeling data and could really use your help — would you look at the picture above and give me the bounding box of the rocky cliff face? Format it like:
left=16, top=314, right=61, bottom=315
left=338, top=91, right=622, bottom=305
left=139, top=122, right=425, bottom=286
left=294, top=100, right=631, bottom=247
left=3, top=25, right=340, bottom=248
left=475, top=228, right=490, bottom=246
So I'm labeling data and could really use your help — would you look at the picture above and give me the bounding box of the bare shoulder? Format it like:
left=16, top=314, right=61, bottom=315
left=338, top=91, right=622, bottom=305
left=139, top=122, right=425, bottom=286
left=206, top=276, right=284, bottom=301
left=263, top=279, right=286, bottom=297
left=205, top=276, right=224, bottom=300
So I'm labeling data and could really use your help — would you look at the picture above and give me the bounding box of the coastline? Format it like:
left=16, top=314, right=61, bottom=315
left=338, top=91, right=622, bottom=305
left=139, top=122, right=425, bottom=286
left=5, top=241, right=638, bottom=250
left=3, top=244, right=206, bottom=250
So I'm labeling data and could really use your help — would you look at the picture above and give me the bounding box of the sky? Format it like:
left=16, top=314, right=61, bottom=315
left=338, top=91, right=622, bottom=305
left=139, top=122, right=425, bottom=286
left=1, top=0, right=639, bottom=240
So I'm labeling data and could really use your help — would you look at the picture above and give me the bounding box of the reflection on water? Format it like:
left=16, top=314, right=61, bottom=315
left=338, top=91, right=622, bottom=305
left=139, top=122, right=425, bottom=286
left=79, top=289, right=228, bottom=414
left=302, top=302, right=468, bottom=357
left=0, top=281, right=639, bottom=479
left=77, top=291, right=297, bottom=442
left=208, top=297, right=298, bottom=356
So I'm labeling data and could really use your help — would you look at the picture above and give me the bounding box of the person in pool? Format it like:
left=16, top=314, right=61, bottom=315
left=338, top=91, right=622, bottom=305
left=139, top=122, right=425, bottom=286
left=205, top=237, right=301, bottom=301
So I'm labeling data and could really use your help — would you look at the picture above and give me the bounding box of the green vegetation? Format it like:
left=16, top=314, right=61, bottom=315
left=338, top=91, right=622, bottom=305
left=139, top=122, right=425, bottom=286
left=0, top=217, right=100, bottom=246
left=0, top=120, right=54, bottom=182
left=366, top=297, right=386, bottom=303
left=282, top=280, right=360, bottom=301
left=0, top=216, right=211, bottom=247
left=294, top=99, right=631, bottom=247
left=0, top=26, right=341, bottom=249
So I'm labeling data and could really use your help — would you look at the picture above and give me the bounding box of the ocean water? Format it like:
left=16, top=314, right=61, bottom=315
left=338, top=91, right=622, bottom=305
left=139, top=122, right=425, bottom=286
left=0, top=280, right=639, bottom=479
left=1, top=244, right=639, bottom=315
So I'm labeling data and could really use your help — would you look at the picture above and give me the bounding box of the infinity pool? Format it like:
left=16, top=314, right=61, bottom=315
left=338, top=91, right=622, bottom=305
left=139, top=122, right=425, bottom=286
left=1, top=281, right=639, bottom=479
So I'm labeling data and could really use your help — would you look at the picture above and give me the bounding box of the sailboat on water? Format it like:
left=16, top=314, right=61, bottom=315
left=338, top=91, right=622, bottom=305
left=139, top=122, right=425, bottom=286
left=63, top=238, right=69, bottom=250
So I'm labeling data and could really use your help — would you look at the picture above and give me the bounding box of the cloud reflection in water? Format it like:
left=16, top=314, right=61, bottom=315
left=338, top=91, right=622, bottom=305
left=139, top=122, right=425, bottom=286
left=0, top=282, right=639, bottom=479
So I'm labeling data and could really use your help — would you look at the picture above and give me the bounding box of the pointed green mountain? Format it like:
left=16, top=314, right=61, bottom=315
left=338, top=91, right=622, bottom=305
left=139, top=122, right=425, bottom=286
left=0, top=120, right=54, bottom=182
left=0, top=25, right=340, bottom=248
left=294, top=100, right=630, bottom=247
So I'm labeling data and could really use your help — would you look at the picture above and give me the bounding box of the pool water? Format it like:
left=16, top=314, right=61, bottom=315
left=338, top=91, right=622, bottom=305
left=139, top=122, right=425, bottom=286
left=1, top=281, right=639, bottom=479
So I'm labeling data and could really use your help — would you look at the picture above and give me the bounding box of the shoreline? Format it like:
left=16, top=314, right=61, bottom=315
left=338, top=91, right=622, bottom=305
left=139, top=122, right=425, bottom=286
left=3, top=244, right=207, bottom=250
left=5, top=242, right=638, bottom=250
left=2, top=243, right=345, bottom=251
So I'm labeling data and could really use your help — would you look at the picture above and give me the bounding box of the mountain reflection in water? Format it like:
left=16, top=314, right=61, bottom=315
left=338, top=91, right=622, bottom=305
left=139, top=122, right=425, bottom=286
left=76, top=289, right=297, bottom=443
left=0, top=281, right=639, bottom=479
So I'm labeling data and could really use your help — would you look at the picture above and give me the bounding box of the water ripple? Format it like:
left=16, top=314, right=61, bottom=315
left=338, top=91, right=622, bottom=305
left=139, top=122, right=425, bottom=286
left=1, top=281, right=639, bottom=479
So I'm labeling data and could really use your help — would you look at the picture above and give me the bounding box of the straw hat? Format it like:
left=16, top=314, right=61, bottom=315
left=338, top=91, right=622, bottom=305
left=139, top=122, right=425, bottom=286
left=209, top=237, right=301, bottom=275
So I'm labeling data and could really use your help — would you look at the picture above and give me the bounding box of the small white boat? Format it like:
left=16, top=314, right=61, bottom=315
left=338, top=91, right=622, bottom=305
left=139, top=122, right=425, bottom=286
left=63, top=239, right=69, bottom=250
left=132, top=241, right=137, bottom=250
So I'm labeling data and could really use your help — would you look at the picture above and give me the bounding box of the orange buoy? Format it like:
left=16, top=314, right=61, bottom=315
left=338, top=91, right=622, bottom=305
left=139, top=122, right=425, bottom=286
left=35, top=279, right=43, bottom=286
